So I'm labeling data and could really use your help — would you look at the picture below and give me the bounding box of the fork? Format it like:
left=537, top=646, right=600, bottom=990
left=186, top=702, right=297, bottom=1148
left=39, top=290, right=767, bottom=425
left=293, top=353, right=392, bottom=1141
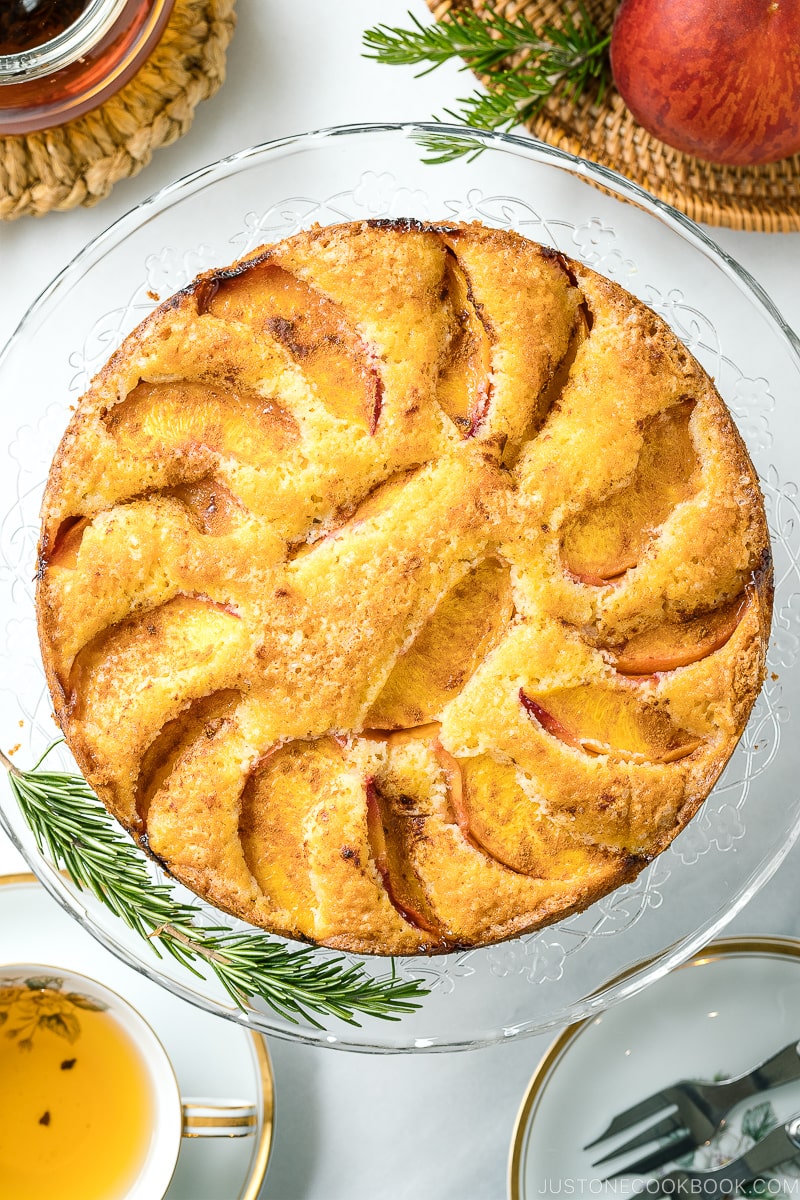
left=624, top=1115, right=800, bottom=1197
left=585, top=1038, right=800, bottom=1175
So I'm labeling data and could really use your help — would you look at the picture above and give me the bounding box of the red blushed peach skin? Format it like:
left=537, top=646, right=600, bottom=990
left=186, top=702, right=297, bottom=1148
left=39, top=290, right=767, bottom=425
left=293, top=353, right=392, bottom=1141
left=365, top=778, right=441, bottom=936
left=429, top=738, right=532, bottom=877
left=435, top=249, right=493, bottom=438
left=431, top=739, right=477, bottom=849
left=432, top=741, right=628, bottom=881
left=610, top=0, right=800, bottom=166
left=562, top=399, right=698, bottom=585
left=519, top=686, right=703, bottom=764
left=609, top=593, right=748, bottom=676
left=47, top=515, right=90, bottom=569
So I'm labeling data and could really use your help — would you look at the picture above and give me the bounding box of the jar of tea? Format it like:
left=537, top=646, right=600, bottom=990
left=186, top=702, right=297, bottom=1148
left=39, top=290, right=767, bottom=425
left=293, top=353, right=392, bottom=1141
left=0, top=0, right=175, bottom=135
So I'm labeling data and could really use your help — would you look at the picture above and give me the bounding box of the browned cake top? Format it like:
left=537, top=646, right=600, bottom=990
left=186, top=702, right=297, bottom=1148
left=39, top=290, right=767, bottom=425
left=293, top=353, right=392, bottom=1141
left=36, top=220, right=771, bottom=955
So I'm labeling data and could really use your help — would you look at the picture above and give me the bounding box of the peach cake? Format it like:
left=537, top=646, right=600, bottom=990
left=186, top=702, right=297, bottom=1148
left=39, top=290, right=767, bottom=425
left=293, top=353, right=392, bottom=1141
left=35, top=219, right=772, bottom=955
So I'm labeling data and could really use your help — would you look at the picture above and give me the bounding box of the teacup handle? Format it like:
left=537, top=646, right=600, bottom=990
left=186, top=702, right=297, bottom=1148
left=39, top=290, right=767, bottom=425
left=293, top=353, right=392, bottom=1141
left=181, top=1097, right=258, bottom=1138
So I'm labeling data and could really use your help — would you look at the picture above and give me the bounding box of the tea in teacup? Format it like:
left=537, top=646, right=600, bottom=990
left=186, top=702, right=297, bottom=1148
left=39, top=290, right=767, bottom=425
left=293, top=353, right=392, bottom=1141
left=0, top=973, right=154, bottom=1200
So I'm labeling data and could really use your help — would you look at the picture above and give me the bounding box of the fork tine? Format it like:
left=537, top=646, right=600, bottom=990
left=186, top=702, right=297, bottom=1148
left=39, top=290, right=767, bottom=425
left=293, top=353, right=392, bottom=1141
left=591, top=1114, right=685, bottom=1166
left=584, top=1092, right=675, bottom=1150
left=602, top=1133, right=697, bottom=1180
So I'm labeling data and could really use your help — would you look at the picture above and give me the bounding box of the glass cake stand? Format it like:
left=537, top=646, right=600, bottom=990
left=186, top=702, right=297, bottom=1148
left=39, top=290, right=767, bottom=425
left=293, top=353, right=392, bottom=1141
left=1, top=123, right=799, bottom=1053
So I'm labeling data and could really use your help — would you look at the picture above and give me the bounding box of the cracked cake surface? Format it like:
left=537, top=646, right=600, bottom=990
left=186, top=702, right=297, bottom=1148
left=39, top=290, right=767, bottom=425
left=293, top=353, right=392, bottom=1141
left=36, top=220, right=772, bottom=955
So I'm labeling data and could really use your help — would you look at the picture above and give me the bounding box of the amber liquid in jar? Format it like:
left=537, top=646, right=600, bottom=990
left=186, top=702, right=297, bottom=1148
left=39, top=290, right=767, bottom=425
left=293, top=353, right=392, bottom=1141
left=0, top=1, right=93, bottom=55
left=0, top=0, right=175, bottom=134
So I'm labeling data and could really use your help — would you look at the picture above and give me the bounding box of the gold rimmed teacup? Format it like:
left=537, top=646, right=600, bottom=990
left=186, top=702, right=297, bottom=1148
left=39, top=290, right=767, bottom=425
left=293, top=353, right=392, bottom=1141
left=0, top=962, right=258, bottom=1200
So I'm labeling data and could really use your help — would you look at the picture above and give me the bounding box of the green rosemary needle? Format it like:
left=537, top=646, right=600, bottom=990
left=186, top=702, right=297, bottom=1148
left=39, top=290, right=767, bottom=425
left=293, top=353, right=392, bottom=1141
left=363, top=4, right=611, bottom=162
left=0, top=746, right=428, bottom=1029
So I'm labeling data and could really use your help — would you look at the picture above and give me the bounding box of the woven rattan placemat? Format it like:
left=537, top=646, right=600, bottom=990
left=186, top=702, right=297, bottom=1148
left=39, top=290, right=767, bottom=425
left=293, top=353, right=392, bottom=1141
left=427, top=0, right=800, bottom=233
left=0, top=0, right=235, bottom=220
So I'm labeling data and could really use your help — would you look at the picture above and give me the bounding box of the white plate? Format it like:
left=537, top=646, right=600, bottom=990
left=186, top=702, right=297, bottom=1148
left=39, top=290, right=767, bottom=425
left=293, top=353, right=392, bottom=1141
left=0, top=874, right=274, bottom=1200
left=510, top=937, right=800, bottom=1199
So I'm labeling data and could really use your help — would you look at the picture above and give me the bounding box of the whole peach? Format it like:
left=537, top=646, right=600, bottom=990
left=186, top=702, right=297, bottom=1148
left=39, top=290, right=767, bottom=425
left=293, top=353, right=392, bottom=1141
left=610, top=0, right=800, bottom=165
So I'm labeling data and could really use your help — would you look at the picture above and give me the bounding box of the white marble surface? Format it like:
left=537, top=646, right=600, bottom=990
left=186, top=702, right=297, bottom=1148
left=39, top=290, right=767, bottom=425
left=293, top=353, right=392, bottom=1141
left=1, top=3, right=799, bottom=1197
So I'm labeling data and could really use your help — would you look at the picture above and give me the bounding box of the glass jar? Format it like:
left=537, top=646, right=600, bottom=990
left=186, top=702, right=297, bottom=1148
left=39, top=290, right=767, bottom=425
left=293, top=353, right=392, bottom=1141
left=0, top=0, right=175, bottom=135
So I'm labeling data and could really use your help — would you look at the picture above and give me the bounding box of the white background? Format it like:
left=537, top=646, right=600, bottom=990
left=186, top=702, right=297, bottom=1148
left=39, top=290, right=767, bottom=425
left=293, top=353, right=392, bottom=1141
left=1, top=3, right=799, bottom=1198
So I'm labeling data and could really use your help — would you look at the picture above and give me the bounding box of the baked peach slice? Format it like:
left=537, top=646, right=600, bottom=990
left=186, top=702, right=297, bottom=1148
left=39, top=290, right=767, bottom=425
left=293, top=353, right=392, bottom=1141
left=166, top=476, right=243, bottom=537
left=433, top=743, right=620, bottom=879
left=106, top=380, right=299, bottom=468
left=65, top=592, right=249, bottom=749
left=136, top=688, right=241, bottom=825
left=239, top=738, right=344, bottom=938
left=365, top=778, right=442, bottom=936
left=205, top=260, right=383, bottom=433
left=49, top=478, right=245, bottom=565
left=435, top=249, right=493, bottom=438
left=360, top=723, right=441, bottom=748
left=365, top=557, right=513, bottom=729
left=47, top=515, right=91, bottom=570
left=504, top=307, right=590, bottom=467
left=287, top=467, right=420, bottom=561
left=562, top=398, right=699, bottom=585
left=520, top=685, right=703, bottom=763
left=607, top=593, right=748, bottom=676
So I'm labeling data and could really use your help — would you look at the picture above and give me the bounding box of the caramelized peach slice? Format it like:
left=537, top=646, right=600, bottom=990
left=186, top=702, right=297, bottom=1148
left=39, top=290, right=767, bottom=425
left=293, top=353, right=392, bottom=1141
left=435, top=249, right=493, bottom=438
left=166, top=476, right=243, bottom=536
left=504, top=310, right=588, bottom=468
left=562, top=399, right=699, bottom=585
left=239, top=738, right=344, bottom=934
left=430, top=740, right=472, bottom=840
left=365, top=558, right=514, bottom=729
left=106, top=381, right=299, bottom=468
left=609, top=594, right=747, bottom=676
left=47, top=516, right=91, bottom=570
left=365, top=778, right=441, bottom=935
left=434, top=744, right=615, bottom=879
left=207, top=262, right=383, bottom=433
left=288, top=468, right=419, bottom=561
left=360, top=723, right=442, bottom=747
left=67, top=593, right=243, bottom=715
left=136, top=689, right=241, bottom=823
left=520, top=686, right=703, bottom=763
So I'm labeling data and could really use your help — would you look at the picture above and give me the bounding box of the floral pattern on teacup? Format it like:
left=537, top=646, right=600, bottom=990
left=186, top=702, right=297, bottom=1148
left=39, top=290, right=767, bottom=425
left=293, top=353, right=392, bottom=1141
left=0, top=975, right=107, bottom=1051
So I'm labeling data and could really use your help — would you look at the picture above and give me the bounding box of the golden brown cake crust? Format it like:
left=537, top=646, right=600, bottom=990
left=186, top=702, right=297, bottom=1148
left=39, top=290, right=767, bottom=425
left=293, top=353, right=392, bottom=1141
left=36, top=220, right=772, bottom=955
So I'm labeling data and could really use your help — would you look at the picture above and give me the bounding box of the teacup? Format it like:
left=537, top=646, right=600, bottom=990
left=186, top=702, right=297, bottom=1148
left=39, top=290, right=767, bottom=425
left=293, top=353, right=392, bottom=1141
left=0, top=963, right=257, bottom=1200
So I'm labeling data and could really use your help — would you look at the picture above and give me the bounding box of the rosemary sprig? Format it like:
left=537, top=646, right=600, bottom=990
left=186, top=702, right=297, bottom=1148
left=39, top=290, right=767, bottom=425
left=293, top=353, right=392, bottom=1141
left=0, top=746, right=427, bottom=1029
left=363, top=4, right=611, bottom=162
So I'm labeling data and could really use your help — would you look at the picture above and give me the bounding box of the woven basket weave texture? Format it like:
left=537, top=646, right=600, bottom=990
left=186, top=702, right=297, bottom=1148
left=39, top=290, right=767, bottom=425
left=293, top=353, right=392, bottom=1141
left=427, top=0, right=800, bottom=233
left=0, top=0, right=235, bottom=221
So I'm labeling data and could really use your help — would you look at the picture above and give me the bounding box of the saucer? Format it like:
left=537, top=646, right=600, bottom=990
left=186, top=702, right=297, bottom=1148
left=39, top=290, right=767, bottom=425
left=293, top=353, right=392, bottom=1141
left=509, top=937, right=800, bottom=1199
left=0, top=873, right=273, bottom=1200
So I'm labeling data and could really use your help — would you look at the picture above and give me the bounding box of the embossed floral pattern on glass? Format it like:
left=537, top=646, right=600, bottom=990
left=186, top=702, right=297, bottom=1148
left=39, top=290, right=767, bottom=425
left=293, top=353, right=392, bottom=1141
left=1, top=128, right=798, bottom=1051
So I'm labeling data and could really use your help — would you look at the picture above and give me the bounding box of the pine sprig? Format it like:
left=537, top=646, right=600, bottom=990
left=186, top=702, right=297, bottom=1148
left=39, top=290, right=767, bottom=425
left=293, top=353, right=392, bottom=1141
left=363, top=4, right=611, bottom=162
left=1, top=746, right=428, bottom=1029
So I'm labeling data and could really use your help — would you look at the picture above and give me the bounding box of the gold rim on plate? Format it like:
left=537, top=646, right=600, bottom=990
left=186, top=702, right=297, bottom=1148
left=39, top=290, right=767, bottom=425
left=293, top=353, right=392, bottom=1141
left=507, top=935, right=800, bottom=1200
left=0, top=872, right=274, bottom=1200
